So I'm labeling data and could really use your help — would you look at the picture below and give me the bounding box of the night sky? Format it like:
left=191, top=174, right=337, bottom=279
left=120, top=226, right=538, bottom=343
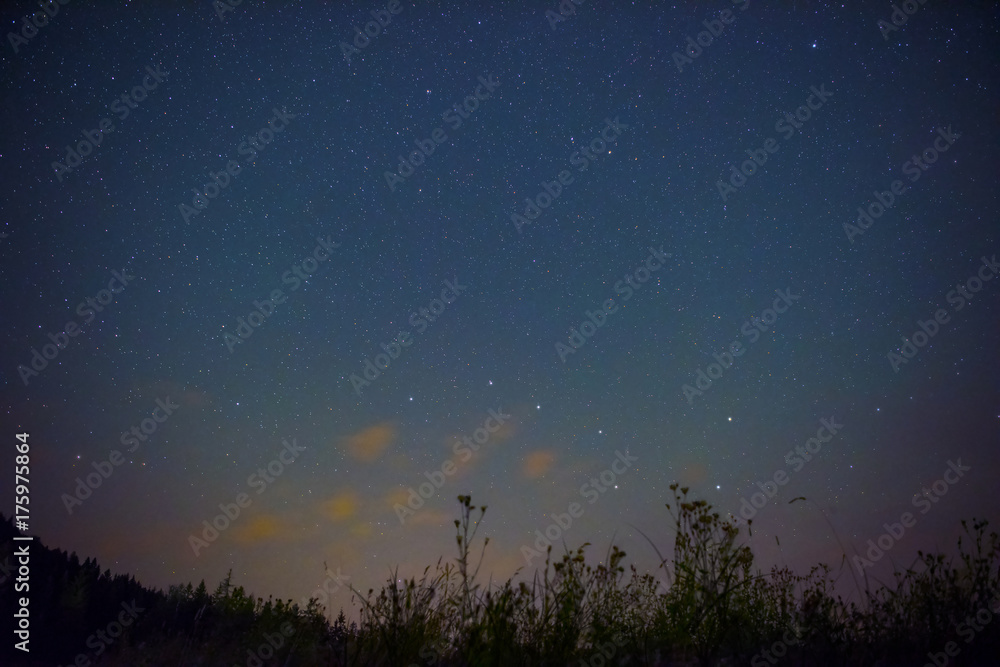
left=2, top=1, right=998, bottom=620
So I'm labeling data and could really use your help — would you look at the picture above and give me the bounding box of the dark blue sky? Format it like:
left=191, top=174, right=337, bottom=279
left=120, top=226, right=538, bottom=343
left=1, top=1, right=998, bottom=618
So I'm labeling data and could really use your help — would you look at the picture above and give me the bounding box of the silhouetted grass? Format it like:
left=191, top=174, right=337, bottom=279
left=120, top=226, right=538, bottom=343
left=74, top=487, right=999, bottom=665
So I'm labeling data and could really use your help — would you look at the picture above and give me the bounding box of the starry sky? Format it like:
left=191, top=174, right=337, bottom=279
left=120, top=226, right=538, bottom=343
left=1, top=1, right=998, bottom=619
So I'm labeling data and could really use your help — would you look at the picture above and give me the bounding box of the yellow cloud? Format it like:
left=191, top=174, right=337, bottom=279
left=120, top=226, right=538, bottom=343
left=386, top=487, right=411, bottom=508
left=350, top=522, right=372, bottom=537
left=523, top=450, right=557, bottom=479
left=343, top=423, right=396, bottom=462
left=233, top=513, right=284, bottom=543
left=385, top=488, right=454, bottom=527
left=322, top=491, right=359, bottom=522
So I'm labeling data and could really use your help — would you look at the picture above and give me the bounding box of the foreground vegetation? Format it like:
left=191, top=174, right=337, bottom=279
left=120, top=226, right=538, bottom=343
left=2, top=486, right=998, bottom=665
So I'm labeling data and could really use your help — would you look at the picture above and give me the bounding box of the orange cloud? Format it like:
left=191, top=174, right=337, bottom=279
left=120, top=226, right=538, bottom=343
left=676, top=460, right=708, bottom=487
left=321, top=491, right=359, bottom=522
left=386, top=487, right=411, bottom=508
left=343, top=423, right=395, bottom=462
left=233, top=513, right=284, bottom=543
left=350, top=522, right=372, bottom=537
left=523, top=450, right=557, bottom=479
left=439, top=411, right=517, bottom=473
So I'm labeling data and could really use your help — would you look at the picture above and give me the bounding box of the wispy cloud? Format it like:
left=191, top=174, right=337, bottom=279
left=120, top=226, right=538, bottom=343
left=343, top=423, right=396, bottom=462
left=523, top=450, right=557, bottom=479
left=233, top=513, right=285, bottom=543
left=321, top=490, right=359, bottom=522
